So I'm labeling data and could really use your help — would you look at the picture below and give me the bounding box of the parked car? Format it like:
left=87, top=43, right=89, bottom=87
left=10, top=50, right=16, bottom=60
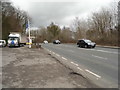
left=53, top=40, right=61, bottom=44
left=77, top=39, right=96, bottom=48
left=43, top=40, right=48, bottom=44
left=0, top=40, right=6, bottom=47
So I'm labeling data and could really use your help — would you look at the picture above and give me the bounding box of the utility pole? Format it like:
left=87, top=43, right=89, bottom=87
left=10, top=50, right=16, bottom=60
left=28, top=18, right=31, bottom=48
left=118, top=1, right=120, bottom=47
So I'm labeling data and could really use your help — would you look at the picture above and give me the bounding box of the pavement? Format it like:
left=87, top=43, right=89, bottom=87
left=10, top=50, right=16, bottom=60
left=1, top=46, right=97, bottom=88
left=42, top=43, right=119, bottom=88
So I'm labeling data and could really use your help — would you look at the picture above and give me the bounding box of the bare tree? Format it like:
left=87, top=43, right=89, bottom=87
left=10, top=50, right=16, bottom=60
left=2, top=1, right=28, bottom=40
left=86, top=6, right=118, bottom=46
left=59, top=26, right=73, bottom=43
left=47, top=22, right=61, bottom=41
left=72, top=17, right=87, bottom=40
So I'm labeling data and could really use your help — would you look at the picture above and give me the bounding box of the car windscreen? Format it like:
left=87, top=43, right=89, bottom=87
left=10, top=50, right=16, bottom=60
left=9, top=38, right=18, bottom=40
left=56, top=40, right=60, bottom=42
left=84, top=40, right=92, bottom=43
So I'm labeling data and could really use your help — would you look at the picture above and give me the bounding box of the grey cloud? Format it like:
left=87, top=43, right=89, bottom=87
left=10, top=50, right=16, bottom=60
left=26, top=1, right=113, bottom=27
left=28, top=2, right=88, bottom=27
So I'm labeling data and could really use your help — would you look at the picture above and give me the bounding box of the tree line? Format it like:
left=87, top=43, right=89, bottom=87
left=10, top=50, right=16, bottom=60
left=33, top=23, right=75, bottom=43
left=34, top=3, right=119, bottom=46
left=1, top=1, right=119, bottom=46
left=2, top=1, right=28, bottom=40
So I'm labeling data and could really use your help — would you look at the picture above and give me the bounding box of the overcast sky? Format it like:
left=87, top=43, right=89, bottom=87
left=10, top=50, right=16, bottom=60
left=11, top=0, right=118, bottom=28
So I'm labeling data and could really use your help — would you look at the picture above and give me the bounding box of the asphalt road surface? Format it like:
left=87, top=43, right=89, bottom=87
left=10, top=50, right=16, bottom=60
left=42, top=43, right=119, bottom=88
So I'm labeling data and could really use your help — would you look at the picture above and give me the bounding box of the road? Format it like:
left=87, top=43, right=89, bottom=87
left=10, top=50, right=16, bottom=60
left=42, top=43, right=119, bottom=88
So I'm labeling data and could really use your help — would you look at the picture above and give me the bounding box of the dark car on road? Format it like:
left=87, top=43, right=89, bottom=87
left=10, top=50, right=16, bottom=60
left=53, top=40, right=61, bottom=44
left=77, top=39, right=96, bottom=48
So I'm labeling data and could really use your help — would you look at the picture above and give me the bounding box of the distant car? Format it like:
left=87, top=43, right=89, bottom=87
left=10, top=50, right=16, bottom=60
left=53, top=40, right=61, bottom=44
left=77, top=39, right=96, bottom=48
left=0, top=40, right=6, bottom=47
left=43, top=40, right=48, bottom=44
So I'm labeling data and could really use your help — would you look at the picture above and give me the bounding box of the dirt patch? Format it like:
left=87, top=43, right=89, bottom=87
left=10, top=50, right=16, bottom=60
left=2, top=47, right=97, bottom=88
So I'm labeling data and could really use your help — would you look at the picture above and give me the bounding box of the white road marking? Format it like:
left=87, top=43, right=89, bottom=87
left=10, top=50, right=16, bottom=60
left=62, top=57, right=67, bottom=60
left=85, top=69, right=101, bottom=78
left=92, top=55, right=108, bottom=60
left=52, top=52, right=55, bottom=54
left=77, top=67, right=83, bottom=71
left=71, top=62, right=79, bottom=66
left=56, top=54, right=60, bottom=57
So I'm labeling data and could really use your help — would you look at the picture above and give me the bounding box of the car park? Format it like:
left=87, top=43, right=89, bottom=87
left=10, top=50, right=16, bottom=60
left=0, top=40, right=6, bottom=47
left=77, top=39, right=96, bottom=48
left=53, top=40, right=61, bottom=44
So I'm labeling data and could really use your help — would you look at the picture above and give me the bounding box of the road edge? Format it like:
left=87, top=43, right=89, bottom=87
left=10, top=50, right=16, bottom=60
left=42, top=46, right=102, bottom=88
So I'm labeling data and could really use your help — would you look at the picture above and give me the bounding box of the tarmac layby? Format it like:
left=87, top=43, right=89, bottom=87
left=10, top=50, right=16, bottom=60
left=1, top=46, right=97, bottom=88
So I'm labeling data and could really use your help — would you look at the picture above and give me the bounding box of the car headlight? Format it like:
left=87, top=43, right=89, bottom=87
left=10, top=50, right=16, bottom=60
left=14, top=40, right=18, bottom=44
left=88, top=43, right=91, bottom=45
left=92, top=43, right=95, bottom=45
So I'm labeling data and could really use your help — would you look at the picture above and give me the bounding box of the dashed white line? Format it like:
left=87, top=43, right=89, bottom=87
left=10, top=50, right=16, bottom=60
left=48, top=50, right=50, bottom=52
left=77, top=67, right=83, bottom=71
left=85, top=69, right=101, bottom=78
left=71, top=62, right=79, bottom=66
left=52, top=52, right=55, bottom=54
left=62, top=57, right=67, bottom=60
left=46, top=49, right=49, bottom=51
left=92, top=55, right=108, bottom=60
left=56, top=54, right=60, bottom=57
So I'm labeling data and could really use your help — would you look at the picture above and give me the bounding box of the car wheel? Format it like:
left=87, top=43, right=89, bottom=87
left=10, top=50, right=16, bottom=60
left=84, top=45, right=88, bottom=48
left=92, top=46, right=95, bottom=48
left=78, top=45, right=81, bottom=47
